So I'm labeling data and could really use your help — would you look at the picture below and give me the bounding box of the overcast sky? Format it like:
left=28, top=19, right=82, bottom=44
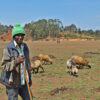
left=0, top=0, right=100, bottom=30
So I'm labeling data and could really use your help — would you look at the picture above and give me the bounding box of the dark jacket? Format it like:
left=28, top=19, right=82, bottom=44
left=0, top=40, right=31, bottom=87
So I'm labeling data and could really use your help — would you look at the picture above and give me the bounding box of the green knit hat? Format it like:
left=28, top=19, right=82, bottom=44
left=12, top=24, right=25, bottom=37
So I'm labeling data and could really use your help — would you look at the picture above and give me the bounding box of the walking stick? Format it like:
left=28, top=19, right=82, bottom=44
left=22, top=63, right=32, bottom=100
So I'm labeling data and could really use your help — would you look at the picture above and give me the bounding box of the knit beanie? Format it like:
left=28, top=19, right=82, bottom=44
left=12, top=24, right=25, bottom=38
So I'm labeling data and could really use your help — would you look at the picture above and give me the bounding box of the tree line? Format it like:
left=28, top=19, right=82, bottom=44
left=0, top=19, right=100, bottom=39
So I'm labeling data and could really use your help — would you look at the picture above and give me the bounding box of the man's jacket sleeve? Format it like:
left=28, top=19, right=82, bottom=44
left=1, top=48, right=18, bottom=71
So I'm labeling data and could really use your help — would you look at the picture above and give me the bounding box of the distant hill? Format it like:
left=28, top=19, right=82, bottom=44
left=0, top=30, right=96, bottom=41
left=0, top=30, right=32, bottom=41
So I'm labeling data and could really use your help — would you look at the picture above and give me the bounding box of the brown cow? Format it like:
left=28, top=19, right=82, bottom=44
left=30, top=60, right=44, bottom=73
left=38, top=54, right=52, bottom=64
left=71, top=56, right=91, bottom=69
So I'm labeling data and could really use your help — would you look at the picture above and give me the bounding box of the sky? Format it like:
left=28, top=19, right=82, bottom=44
left=0, top=0, right=100, bottom=30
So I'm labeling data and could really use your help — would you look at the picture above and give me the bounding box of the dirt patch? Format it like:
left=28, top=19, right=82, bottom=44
left=50, top=86, right=68, bottom=96
left=83, top=51, right=100, bottom=58
left=91, top=87, right=100, bottom=93
left=84, top=52, right=100, bottom=55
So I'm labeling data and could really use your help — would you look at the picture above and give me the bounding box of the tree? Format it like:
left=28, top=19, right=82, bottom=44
left=64, top=24, right=77, bottom=32
left=47, top=19, right=63, bottom=37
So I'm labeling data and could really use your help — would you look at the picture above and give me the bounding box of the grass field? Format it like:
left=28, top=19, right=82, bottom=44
left=1, top=40, right=100, bottom=100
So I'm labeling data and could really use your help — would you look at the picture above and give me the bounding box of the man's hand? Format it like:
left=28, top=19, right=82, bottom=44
left=16, top=55, right=25, bottom=64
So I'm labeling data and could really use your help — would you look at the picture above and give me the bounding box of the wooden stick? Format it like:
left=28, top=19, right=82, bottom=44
left=22, top=63, right=32, bottom=100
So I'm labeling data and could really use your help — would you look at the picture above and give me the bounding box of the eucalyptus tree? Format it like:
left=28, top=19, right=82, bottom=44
left=0, top=24, right=12, bottom=34
left=25, top=19, right=48, bottom=39
left=64, top=24, right=77, bottom=32
left=47, top=19, right=63, bottom=37
left=95, top=30, right=100, bottom=36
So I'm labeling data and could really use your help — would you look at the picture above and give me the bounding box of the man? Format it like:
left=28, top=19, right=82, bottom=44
left=0, top=24, right=33, bottom=100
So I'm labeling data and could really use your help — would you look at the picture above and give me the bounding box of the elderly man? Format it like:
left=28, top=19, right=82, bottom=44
left=0, top=24, right=33, bottom=100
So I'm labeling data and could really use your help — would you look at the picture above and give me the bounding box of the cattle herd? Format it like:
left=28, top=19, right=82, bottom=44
left=30, top=54, right=91, bottom=77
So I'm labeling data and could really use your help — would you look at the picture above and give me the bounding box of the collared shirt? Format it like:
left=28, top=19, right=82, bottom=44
left=13, top=40, right=29, bottom=85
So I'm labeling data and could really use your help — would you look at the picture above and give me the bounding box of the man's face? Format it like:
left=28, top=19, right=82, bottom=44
left=14, top=34, right=25, bottom=45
